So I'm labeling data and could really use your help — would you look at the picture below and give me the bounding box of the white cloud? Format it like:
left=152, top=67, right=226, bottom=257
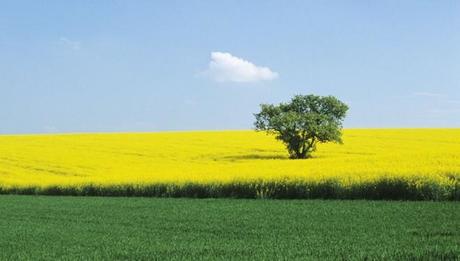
left=59, top=37, right=81, bottom=50
left=203, top=52, right=278, bottom=83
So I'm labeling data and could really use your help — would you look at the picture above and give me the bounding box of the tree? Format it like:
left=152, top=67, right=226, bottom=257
left=254, top=94, right=349, bottom=159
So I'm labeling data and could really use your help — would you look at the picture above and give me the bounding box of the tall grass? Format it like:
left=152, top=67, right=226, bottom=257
left=1, top=176, right=458, bottom=200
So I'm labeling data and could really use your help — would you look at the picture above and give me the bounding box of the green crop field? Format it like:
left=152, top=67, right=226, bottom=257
left=0, top=196, right=458, bottom=260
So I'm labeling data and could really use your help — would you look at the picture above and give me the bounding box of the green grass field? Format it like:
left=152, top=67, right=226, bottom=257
left=1, top=196, right=458, bottom=260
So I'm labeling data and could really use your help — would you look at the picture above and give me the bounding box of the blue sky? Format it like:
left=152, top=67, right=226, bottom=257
left=1, top=1, right=459, bottom=134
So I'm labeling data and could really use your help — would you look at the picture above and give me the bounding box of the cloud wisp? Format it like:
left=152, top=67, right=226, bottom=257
left=413, top=92, right=444, bottom=98
left=412, top=91, right=460, bottom=118
left=203, top=52, right=278, bottom=83
left=59, top=37, right=81, bottom=50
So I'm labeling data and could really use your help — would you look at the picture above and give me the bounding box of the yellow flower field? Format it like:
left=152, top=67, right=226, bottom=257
left=0, top=129, right=459, bottom=199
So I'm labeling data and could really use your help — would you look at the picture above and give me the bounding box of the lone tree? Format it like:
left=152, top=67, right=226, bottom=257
left=254, top=94, right=348, bottom=159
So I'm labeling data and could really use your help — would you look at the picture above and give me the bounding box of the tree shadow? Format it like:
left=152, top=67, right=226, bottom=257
left=215, top=149, right=375, bottom=162
left=221, top=154, right=289, bottom=161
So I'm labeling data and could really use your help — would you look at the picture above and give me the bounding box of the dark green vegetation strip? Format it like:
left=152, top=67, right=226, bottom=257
left=1, top=176, right=459, bottom=200
left=0, top=196, right=459, bottom=260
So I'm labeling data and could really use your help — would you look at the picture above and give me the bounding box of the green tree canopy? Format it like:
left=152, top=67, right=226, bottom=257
left=254, top=94, right=349, bottom=159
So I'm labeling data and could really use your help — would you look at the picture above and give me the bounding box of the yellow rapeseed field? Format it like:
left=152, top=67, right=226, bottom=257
left=0, top=129, right=459, bottom=199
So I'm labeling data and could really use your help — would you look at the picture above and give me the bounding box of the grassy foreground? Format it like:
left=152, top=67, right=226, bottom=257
left=0, top=196, right=459, bottom=260
left=1, top=129, right=459, bottom=200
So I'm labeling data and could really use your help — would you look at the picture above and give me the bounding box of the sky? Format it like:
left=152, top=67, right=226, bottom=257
left=1, top=1, right=459, bottom=134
